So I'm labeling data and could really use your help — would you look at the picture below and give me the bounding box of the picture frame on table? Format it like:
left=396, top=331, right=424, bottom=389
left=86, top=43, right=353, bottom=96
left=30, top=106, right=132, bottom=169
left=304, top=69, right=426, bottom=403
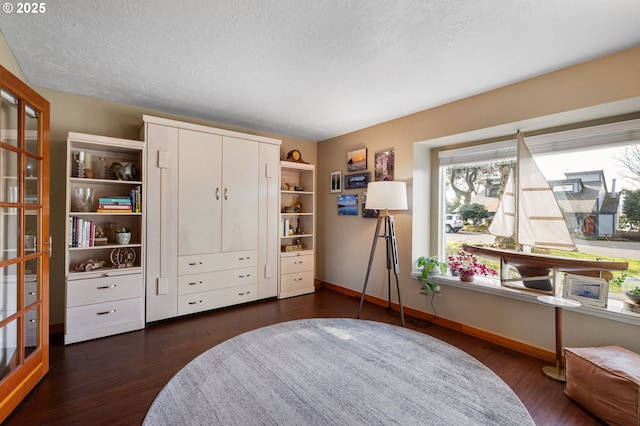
left=330, top=170, right=342, bottom=193
left=562, top=274, right=608, bottom=307
left=344, top=172, right=370, bottom=190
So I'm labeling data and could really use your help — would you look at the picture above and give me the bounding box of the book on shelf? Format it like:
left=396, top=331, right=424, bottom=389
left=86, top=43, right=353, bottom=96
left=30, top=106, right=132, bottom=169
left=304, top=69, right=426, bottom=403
left=95, top=188, right=141, bottom=213
left=69, top=216, right=96, bottom=247
left=69, top=217, right=112, bottom=247
left=97, top=208, right=133, bottom=213
left=98, top=196, right=132, bottom=204
left=131, top=186, right=141, bottom=213
left=98, top=203, right=131, bottom=209
left=97, top=193, right=135, bottom=213
left=281, top=218, right=296, bottom=237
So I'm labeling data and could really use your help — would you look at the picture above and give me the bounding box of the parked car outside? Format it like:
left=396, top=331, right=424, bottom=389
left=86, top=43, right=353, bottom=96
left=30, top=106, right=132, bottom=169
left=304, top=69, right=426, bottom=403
left=445, top=214, right=464, bottom=233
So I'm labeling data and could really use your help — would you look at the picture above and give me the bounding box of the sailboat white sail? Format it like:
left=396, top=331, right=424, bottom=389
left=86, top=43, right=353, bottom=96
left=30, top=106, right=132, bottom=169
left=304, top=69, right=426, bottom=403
left=464, top=131, right=628, bottom=293
left=488, top=132, right=577, bottom=251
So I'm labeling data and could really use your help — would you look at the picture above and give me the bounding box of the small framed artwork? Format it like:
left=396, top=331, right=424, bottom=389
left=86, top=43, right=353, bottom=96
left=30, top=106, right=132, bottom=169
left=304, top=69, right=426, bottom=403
left=347, top=148, right=367, bottom=172
left=361, top=191, right=379, bottom=218
left=330, top=170, right=342, bottom=193
left=344, top=172, right=370, bottom=190
left=562, top=274, right=608, bottom=307
left=374, top=149, right=395, bottom=181
left=337, top=193, right=358, bottom=216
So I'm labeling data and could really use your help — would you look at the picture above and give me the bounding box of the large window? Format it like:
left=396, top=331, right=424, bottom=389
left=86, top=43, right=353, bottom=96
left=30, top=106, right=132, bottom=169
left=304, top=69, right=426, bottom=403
left=434, top=119, right=640, bottom=298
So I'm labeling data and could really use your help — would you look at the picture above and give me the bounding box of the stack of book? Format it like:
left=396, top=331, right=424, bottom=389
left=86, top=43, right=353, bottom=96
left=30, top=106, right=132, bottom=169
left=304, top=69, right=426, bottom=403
left=131, top=186, right=141, bottom=213
left=69, top=217, right=101, bottom=247
left=97, top=196, right=132, bottom=213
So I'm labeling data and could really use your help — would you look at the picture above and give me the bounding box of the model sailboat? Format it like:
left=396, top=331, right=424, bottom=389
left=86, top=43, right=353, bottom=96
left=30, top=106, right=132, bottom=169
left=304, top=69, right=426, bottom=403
left=464, top=131, right=628, bottom=292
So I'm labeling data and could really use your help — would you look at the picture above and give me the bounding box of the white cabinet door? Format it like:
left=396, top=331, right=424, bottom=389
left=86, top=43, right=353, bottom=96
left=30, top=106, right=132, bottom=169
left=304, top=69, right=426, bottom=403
left=145, top=123, right=179, bottom=322
left=179, top=129, right=223, bottom=256
left=222, top=137, right=259, bottom=252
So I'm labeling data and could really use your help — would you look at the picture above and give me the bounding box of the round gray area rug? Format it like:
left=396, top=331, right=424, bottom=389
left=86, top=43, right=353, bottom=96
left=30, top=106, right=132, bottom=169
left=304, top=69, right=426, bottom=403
left=143, top=318, right=534, bottom=425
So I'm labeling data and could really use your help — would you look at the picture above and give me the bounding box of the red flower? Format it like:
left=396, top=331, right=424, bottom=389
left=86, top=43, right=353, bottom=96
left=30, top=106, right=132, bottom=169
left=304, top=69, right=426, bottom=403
left=447, top=251, right=497, bottom=277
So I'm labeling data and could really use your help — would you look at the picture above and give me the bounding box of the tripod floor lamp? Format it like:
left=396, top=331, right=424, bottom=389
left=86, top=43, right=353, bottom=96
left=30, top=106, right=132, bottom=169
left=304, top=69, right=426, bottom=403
left=357, top=181, right=408, bottom=327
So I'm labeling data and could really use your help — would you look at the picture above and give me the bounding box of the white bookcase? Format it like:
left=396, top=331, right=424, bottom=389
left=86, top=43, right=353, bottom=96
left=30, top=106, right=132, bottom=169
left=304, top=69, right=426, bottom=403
left=64, top=132, right=145, bottom=344
left=279, top=161, right=315, bottom=298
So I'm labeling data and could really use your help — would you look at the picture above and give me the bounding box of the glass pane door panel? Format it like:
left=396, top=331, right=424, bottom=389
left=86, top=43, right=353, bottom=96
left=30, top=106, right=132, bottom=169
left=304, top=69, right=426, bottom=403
left=24, top=259, right=38, bottom=308
left=0, top=264, right=18, bottom=321
left=25, top=209, right=39, bottom=253
left=1, top=149, right=19, bottom=203
left=0, top=318, right=19, bottom=381
left=1, top=207, right=19, bottom=261
left=24, top=305, right=39, bottom=357
left=26, top=157, right=39, bottom=205
left=1, top=89, right=18, bottom=147
left=25, top=104, right=39, bottom=154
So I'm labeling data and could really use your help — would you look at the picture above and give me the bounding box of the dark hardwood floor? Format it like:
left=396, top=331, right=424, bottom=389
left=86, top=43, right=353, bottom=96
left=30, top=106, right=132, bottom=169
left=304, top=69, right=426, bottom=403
left=5, top=287, right=603, bottom=425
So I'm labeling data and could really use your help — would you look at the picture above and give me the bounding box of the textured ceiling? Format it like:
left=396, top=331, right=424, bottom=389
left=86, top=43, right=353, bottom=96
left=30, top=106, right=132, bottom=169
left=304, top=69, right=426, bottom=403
left=1, top=1, right=639, bottom=141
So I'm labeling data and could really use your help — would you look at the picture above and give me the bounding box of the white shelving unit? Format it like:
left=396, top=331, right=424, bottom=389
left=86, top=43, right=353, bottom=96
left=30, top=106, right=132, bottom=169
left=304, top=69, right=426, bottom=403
left=279, top=161, right=315, bottom=298
left=64, top=132, right=146, bottom=344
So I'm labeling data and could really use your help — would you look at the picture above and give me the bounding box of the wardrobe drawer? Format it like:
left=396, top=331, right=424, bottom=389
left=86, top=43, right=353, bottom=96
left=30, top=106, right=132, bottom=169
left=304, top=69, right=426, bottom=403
left=178, top=284, right=257, bottom=316
left=178, top=267, right=256, bottom=295
left=67, top=273, right=142, bottom=307
left=280, top=254, right=313, bottom=275
left=66, top=297, right=142, bottom=335
left=280, top=270, right=314, bottom=293
left=178, top=250, right=257, bottom=275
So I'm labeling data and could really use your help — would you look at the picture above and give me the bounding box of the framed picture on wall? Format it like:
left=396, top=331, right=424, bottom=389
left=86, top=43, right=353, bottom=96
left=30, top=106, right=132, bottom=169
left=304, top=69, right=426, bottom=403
left=347, top=148, right=367, bottom=171
left=337, top=194, right=358, bottom=216
left=344, top=172, right=370, bottom=190
left=375, top=149, right=395, bottom=181
left=361, top=191, right=379, bottom=218
left=330, top=170, right=342, bottom=193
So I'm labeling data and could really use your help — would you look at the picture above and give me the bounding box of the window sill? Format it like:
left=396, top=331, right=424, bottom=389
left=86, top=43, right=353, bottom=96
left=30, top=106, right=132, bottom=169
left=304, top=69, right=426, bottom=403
left=412, top=273, right=640, bottom=327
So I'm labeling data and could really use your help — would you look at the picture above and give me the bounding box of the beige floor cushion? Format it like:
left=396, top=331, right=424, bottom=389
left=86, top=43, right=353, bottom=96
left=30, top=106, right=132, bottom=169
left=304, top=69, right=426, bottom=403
left=565, top=346, right=640, bottom=426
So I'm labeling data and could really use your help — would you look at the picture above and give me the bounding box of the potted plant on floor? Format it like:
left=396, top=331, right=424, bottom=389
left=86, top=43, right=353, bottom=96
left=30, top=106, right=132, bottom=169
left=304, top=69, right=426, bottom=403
left=448, top=251, right=497, bottom=282
left=416, top=256, right=447, bottom=295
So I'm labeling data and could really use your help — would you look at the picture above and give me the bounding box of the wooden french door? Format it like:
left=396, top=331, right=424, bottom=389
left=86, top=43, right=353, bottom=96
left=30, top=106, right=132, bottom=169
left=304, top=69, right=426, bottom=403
left=0, top=66, right=50, bottom=422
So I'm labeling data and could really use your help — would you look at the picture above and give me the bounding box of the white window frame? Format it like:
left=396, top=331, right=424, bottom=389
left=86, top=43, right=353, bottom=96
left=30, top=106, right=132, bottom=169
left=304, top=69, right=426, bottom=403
left=412, top=116, right=640, bottom=310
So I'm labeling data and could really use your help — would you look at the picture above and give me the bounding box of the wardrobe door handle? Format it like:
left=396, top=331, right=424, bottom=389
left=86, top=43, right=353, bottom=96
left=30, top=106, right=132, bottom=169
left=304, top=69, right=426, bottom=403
left=224, top=188, right=228, bottom=200
left=215, top=187, right=220, bottom=200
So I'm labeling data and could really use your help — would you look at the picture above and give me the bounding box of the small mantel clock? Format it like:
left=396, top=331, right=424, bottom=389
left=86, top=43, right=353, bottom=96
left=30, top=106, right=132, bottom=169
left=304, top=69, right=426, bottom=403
left=286, top=149, right=308, bottom=163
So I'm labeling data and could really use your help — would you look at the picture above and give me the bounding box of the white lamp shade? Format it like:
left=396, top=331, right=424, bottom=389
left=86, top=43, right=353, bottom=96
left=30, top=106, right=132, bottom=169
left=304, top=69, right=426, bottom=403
left=365, top=181, right=407, bottom=210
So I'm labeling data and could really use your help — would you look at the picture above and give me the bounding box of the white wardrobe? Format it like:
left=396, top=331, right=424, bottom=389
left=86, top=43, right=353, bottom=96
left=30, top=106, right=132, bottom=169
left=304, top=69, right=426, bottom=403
left=142, top=115, right=281, bottom=323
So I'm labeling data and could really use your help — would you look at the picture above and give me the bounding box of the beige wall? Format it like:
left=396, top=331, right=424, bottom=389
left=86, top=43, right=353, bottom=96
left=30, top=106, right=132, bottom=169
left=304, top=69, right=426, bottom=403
left=1, top=33, right=317, bottom=324
left=317, top=46, right=640, bottom=354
